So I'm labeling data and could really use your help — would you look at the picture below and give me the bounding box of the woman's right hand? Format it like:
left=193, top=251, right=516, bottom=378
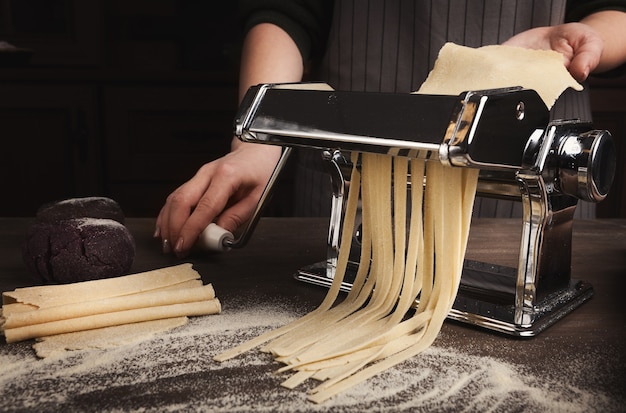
left=156, top=22, right=306, bottom=257
left=155, top=141, right=282, bottom=257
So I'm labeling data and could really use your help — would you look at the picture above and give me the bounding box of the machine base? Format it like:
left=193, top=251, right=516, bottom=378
left=294, top=260, right=593, bottom=337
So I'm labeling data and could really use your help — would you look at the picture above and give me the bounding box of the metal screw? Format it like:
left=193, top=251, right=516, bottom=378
left=516, top=101, right=525, bottom=121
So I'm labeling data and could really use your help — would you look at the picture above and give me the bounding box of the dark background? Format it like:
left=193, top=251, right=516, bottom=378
left=1, top=0, right=624, bottom=218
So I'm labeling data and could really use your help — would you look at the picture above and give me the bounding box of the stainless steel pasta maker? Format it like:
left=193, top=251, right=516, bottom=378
left=229, top=82, right=616, bottom=337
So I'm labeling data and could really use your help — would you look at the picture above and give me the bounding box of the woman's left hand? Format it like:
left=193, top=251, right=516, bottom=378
left=504, top=10, right=626, bottom=82
left=503, top=22, right=603, bottom=82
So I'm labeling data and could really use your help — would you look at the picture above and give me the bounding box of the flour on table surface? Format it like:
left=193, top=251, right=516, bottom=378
left=0, top=301, right=623, bottom=413
left=32, top=317, right=189, bottom=358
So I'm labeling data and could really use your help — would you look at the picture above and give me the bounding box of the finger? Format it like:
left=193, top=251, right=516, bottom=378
left=173, top=172, right=240, bottom=256
left=160, top=167, right=216, bottom=253
left=156, top=190, right=181, bottom=241
left=155, top=202, right=172, bottom=253
left=553, top=24, right=603, bottom=82
left=566, top=41, right=602, bottom=82
left=154, top=204, right=166, bottom=238
left=568, top=53, right=594, bottom=81
left=163, top=190, right=197, bottom=254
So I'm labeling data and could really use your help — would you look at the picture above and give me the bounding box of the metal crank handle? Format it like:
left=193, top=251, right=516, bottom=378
left=195, top=147, right=293, bottom=252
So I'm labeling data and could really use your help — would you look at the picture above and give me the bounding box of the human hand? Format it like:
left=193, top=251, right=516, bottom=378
left=155, top=142, right=282, bottom=257
left=503, top=22, right=603, bottom=82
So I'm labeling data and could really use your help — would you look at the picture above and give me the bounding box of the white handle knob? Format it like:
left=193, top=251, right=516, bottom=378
left=196, top=223, right=234, bottom=252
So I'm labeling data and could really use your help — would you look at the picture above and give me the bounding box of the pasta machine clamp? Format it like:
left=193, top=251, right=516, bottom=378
left=232, top=82, right=617, bottom=336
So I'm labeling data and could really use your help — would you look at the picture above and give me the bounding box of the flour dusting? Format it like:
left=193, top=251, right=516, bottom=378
left=0, top=302, right=623, bottom=412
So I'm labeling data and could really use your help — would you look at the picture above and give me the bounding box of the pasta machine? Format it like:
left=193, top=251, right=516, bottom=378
left=227, top=82, right=616, bottom=337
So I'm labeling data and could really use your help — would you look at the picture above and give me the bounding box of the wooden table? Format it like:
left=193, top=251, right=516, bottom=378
left=1, top=217, right=625, bottom=412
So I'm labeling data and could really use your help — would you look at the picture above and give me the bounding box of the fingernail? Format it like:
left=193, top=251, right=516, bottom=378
left=162, top=238, right=171, bottom=254
left=175, top=238, right=186, bottom=258
left=153, top=226, right=161, bottom=238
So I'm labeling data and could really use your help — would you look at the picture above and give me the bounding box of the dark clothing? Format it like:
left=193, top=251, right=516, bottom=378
left=239, top=0, right=626, bottom=218
left=239, top=0, right=626, bottom=64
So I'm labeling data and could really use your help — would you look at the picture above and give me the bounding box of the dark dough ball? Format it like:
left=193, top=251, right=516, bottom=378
left=23, top=218, right=135, bottom=284
left=36, top=197, right=125, bottom=224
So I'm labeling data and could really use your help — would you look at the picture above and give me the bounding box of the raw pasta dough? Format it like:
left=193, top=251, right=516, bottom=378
left=417, top=43, right=582, bottom=106
left=1, top=263, right=221, bottom=356
left=215, top=43, right=582, bottom=403
left=2, top=263, right=201, bottom=309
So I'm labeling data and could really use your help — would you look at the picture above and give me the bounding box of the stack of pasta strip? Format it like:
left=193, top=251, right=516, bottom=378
left=216, top=152, right=479, bottom=403
left=1, top=263, right=220, bottom=344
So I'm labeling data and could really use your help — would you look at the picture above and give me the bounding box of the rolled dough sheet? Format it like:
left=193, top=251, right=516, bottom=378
left=417, top=42, right=582, bottom=109
left=32, top=317, right=189, bottom=358
left=4, top=298, right=221, bottom=343
left=0, top=279, right=204, bottom=319
left=2, top=263, right=201, bottom=308
left=2, top=284, right=216, bottom=329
